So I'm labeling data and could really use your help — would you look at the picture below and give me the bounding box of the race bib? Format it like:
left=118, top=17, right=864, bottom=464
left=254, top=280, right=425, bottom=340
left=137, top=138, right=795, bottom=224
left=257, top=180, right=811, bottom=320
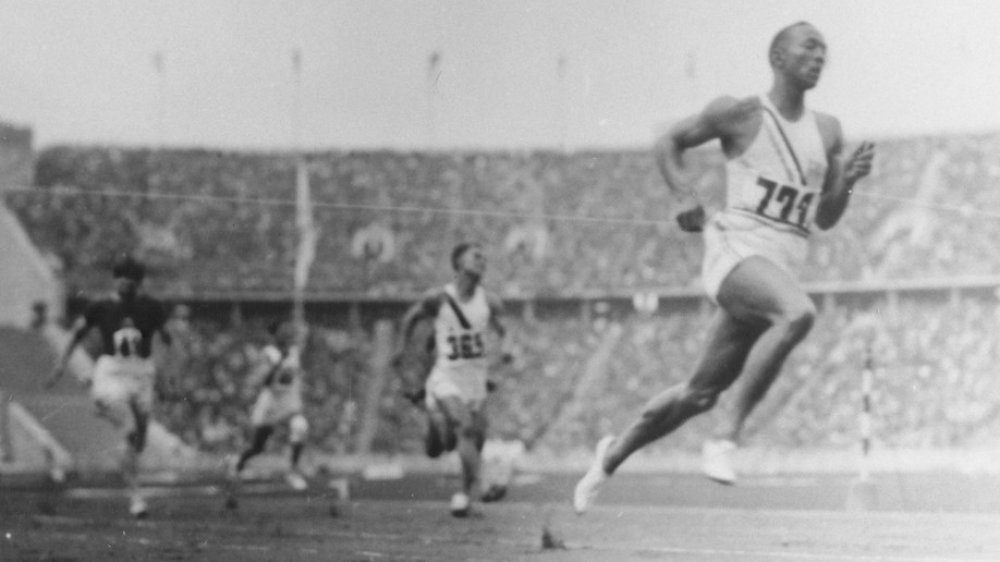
left=752, top=177, right=817, bottom=232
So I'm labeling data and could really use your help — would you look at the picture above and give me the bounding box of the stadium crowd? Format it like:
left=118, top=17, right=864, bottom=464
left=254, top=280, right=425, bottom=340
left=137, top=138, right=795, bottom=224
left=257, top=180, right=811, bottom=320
left=10, top=133, right=1000, bottom=298
left=125, top=292, right=1000, bottom=456
left=7, top=135, right=1000, bottom=455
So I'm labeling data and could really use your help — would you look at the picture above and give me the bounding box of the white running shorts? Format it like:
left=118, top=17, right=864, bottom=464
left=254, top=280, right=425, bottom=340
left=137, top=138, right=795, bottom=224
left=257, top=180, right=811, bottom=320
left=91, top=355, right=156, bottom=415
left=701, top=212, right=808, bottom=303
left=250, top=388, right=304, bottom=427
left=425, top=363, right=487, bottom=412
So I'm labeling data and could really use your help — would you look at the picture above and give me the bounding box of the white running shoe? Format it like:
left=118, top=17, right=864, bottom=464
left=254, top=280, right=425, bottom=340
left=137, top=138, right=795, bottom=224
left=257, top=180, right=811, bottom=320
left=701, top=439, right=737, bottom=485
left=573, top=435, right=614, bottom=515
left=450, top=492, right=471, bottom=518
left=285, top=471, right=308, bottom=491
left=129, top=495, right=148, bottom=519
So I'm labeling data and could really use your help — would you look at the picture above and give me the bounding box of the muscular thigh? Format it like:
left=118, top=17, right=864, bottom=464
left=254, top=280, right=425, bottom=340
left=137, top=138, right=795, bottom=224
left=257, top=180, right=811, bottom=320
left=436, top=395, right=482, bottom=431
left=717, top=256, right=814, bottom=327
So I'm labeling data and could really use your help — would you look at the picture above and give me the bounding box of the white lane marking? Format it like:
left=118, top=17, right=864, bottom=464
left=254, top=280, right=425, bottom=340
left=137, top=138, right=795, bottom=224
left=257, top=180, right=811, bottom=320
left=575, top=540, right=997, bottom=562
left=65, top=485, right=221, bottom=499
left=63, top=481, right=312, bottom=499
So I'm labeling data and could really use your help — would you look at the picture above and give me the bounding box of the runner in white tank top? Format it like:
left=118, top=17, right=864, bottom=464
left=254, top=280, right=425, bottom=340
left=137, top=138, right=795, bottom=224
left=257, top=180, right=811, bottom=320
left=575, top=21, right=876, bottom=514
left=397, top=242, right=511, bottom=517
left=229, top=320, right=311, bottom=496
left=701, top=93, right=830, bottom=302
left=427, top=282, right=492, bottom=406
left=722, top=93, right=828, bottom=234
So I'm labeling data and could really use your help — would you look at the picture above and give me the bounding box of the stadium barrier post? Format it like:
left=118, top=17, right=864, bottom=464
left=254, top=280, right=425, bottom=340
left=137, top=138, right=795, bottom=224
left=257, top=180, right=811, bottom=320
left=846, top=345, right=878, bottom=511
left=859, top=351, right=873, bottom=482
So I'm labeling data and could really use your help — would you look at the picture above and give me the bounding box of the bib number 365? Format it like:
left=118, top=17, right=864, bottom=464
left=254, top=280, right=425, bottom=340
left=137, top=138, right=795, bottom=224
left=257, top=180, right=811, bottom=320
left=446, top=333, right=484, bottom=360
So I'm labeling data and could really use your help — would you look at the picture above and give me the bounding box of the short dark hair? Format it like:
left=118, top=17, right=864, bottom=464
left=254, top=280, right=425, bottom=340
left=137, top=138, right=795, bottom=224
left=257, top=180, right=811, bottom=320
left=451, top=242, right=479, bottom=271
left=769, top=21, right=814, bottom=62
left=112, top=256, right=146, bottom=282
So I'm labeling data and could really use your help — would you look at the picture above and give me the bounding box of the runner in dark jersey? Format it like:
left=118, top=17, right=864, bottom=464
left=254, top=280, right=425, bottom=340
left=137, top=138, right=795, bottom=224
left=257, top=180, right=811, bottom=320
left=47, top=256, right=171, bottom=518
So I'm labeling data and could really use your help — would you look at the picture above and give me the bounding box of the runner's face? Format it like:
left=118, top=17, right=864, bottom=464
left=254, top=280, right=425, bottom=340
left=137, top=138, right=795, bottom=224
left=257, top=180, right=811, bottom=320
left=461, top=247, right=486, bottom=280
left=782, top=26, right=826, bottom=89
left=115, top=276, right=140, bottom=298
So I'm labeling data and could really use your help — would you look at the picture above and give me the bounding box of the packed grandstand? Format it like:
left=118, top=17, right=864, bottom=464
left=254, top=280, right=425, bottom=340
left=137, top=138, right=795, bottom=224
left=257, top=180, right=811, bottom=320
left=4, top=136, right=1000, bottom=459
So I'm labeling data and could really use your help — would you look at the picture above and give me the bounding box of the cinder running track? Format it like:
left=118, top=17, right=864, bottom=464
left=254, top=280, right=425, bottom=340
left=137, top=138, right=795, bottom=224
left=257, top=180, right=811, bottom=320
left=4, top=472, right=1000, bottom=561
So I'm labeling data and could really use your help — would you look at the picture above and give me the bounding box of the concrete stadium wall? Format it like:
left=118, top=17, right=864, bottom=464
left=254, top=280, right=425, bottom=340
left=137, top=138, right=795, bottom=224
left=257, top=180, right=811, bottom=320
left=0, top=203, right=62, bottom=327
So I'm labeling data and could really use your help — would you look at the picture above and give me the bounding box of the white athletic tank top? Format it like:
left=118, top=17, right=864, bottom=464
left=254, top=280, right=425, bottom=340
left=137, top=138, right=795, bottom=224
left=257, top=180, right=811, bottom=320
left=433, top=283, right=490, bottom=371
left=263, top=344, right=302, bottom=395
left=723, top=95, right=828, bottom=237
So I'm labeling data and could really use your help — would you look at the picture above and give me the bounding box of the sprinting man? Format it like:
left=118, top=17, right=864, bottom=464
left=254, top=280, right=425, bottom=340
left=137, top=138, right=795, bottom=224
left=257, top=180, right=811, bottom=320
left=229, top=319, right=310, bottom=493
left=397, top=242, right=509, bottom=517
left=574, top=21, right=875, bottom=513
left=47, top=256, right=171, bottom=518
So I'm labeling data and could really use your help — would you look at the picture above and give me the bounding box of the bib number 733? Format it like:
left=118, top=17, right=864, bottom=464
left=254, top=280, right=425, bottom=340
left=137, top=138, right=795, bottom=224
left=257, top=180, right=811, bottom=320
left=755, top=177, right=814, bottom=230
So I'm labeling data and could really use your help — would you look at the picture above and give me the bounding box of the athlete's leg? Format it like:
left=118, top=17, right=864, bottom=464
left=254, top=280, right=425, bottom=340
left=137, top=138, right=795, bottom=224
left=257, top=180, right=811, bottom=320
left=93, top=397, right=131, bottom=430
left=478, top=413, right=509, bottom=503
left=424, top=397, right=455, bottom=458
left=713, top=256, right=816, bottom=444
left=281, top=414, right=310, bottom=490
left=575, top=259, right=775, bottom=513
left=465, top=408, right=487, bottom=493
left=475, top=410, right=487, bottom=453
left=574, top=285, right=766, bottom=513
left=437, top=396, right=485, bottom=499
left=288, top=414, right=309, bottom=470
left=91, top=369, right=132, bottom=433
left=126, top=400, right=149, bottom=453
left=289, top=443, right=304, bottom=470
left=602, top=308, right=763, bottom=474
left=124, top=398, right=151, bottom=516
left=236, top=425, right=274, bottom=473
left=424, top=409, right=443, bottom=457
left=240, top=390, right=277, bottom=473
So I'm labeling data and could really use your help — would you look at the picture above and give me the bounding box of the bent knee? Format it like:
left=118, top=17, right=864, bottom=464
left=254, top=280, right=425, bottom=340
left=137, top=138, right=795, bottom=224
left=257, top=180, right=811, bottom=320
left=127, top=430, right=147, bottom=452
left=685, top=386, right=720, bottom=413
left=458, top=421, right=483, bottom=441
left=641, top=385, right=719, bottom=420
left=289, top=415, right=309, bottom=443
left=791, top=306, right=816, bottom=335
left=777, top=303, right=815, bottom=337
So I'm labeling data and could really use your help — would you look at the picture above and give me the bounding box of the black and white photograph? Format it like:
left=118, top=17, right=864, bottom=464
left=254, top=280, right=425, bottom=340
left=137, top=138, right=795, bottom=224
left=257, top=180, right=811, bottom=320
left=2, top=1, right=1000, bottom=560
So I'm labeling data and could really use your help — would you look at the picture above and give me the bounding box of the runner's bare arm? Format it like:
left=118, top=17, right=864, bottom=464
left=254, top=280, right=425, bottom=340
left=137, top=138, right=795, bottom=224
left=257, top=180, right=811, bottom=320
left=46, top=317, right=90, bottom=388
left=486, top=293, right=506, bottom=340
left=248, top=346, right=289, bottom=388
left=654, top=96, right=757, bottom=232
left=814, top=113, right=875, bottom=230
left=398, top=290, right=443, bottom=352
left=395, top=291, right=443, bottom=404
left=487, top=293, right=513, bottom=365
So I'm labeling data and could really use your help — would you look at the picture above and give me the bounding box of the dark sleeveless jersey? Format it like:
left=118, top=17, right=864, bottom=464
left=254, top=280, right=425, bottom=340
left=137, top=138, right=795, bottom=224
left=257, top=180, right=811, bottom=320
left=83, top=294, right=167, bottom=359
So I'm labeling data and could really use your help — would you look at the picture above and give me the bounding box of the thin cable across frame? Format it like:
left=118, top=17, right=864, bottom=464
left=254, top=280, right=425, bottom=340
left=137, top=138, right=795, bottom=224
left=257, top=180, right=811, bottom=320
left=851, top=191, right=1000, bottom=220
left=5, top=185, right=675, bottom=227
left=7, top=185, right=987, bottom=225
